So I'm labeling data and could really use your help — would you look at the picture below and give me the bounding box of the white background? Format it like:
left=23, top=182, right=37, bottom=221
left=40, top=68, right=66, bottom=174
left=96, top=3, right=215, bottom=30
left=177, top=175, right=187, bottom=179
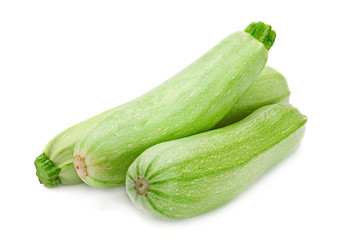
left=1, top=0, right=343, bottom=239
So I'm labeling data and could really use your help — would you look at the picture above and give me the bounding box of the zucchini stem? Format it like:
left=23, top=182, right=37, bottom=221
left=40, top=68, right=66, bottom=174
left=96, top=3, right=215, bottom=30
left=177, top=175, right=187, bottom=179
left=245, top=21, right=276, bottom=50
left=74, top=155, right=87, bottom=179
left=134, top=176, right=151, bottom=196
left=34, top=153, right=61, bottom=187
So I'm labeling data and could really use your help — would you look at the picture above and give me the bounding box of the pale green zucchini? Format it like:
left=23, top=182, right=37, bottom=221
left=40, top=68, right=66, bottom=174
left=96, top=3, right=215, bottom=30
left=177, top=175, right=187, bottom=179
left=34, top=109, right=112, bottom=187
left=74, top=22, right=276, bottom=188
left=126, top=103, right=307, bottom=219
left=34, top=65, right=288, bottom=187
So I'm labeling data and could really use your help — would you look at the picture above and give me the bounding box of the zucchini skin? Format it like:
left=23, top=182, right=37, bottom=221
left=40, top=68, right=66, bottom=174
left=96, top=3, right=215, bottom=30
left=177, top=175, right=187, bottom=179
left=74, top=24, right=274, bottom=188
left=126, top=103, right=307, bottom=219
left=215, top=66, right=290, bottom=128
left=35, top=65, right=288, bottom=187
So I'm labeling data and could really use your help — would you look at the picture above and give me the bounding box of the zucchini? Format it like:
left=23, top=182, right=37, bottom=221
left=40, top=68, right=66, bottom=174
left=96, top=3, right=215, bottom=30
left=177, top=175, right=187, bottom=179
left=35, top=65, right=288, bottom=187
left=126, top=103, right=307, bottom=219
left=74, top=22, right=276, bottom=188
left=34, top=109, right=112, bottom=187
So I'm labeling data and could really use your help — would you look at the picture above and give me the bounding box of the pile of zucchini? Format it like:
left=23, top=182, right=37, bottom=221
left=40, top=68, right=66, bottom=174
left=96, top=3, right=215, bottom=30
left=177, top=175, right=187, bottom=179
left=35, top=21, right=306, bottom=219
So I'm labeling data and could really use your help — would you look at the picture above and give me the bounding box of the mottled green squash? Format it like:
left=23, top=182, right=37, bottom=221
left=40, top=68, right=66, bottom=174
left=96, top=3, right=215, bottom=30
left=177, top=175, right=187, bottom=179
left=34, top=64, right=288, bottom=187
left=74, top=22, right=276, bottom=188
left=126, top=103, right=307, bottom=219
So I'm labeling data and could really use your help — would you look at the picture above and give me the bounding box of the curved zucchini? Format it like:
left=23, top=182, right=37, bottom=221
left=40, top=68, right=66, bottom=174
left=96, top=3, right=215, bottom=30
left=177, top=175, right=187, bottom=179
left=34, top=65, right=288, bottom=188
left=74, top=22, right=276, bottom=188
left=126, top=103, right=307, bottom=219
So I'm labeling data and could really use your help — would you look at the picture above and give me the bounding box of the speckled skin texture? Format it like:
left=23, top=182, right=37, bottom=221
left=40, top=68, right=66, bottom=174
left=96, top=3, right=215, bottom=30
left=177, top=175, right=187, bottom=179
left=74, top=29, right=271, bottom=188
left=126, top=103, right=307, bottom=219
left=214, top=66, right=290, bottom=128
left=36, top=65, right=288, bottom=187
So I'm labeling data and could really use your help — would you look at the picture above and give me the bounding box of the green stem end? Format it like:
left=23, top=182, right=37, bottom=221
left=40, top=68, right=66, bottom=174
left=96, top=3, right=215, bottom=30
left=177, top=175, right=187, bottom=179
left=245, top=21, right=276, bottom=50
left=34, top=153, right=61, bottom=187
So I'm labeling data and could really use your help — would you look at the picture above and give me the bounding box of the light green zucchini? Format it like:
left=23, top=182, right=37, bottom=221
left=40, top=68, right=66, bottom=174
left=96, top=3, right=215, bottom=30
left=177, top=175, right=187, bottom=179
left=126, top=103, right=307, bottom=219
left=74, top=22, right=276, bottom=188
left=34, top=64, right=288, bottom=188
left=34, top=109, right=112, bottom=187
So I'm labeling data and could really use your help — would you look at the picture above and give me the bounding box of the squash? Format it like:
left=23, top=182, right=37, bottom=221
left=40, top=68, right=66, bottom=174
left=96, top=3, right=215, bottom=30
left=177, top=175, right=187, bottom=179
left=74, top=22, right=276, bottom=188
left=35, top=65, right=288, bottom=187
left=126, top=103, right=307, bottom=219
